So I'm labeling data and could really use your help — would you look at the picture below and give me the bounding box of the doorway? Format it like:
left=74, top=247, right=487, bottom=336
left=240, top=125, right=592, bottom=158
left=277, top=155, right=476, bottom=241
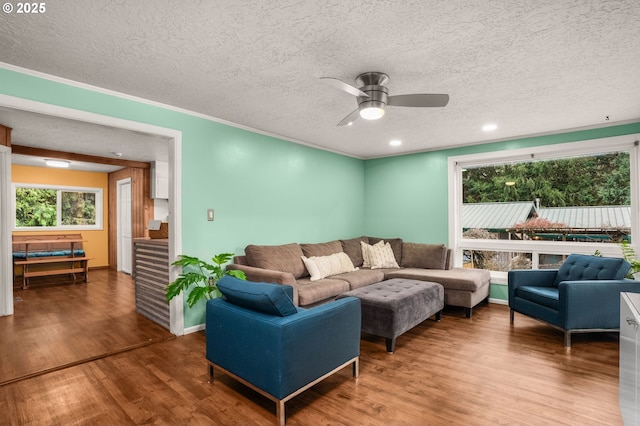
left=0, top=93, right=184, bottom=334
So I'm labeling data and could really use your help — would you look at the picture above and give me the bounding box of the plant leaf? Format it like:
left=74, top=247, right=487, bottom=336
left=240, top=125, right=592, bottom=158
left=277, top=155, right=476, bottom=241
left=227, top=269, right=247, bottom=280
left=212, top=253, right=234, bottom=265
left=186, top=285, right=214, bottom=308
left=171, top=254, right=201, bottom=267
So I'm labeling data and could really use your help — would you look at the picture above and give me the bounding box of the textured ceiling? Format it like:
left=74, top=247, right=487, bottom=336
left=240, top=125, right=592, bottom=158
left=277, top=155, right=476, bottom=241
left=0, top=107, right=170, bottom=172
left=1, top=0, right=639, bottom=161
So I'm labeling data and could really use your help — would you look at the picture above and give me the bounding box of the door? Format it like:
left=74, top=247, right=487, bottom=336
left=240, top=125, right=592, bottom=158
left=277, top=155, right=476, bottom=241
left=0, top=145, right=12, bottom=316
left=117, top=178, right=132, bottom=274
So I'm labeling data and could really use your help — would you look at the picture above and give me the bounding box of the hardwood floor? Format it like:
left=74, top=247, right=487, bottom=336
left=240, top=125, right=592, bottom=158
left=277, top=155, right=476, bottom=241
left=0, top=269, right=173, bottom=385
left=0, top=278, right=624, bottom=425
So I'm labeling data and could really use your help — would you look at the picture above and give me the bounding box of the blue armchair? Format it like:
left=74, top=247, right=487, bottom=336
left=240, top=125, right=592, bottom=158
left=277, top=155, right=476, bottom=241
left=508, top=254, right=640, bottom=347
left=206, top=276, right=361, bottom=426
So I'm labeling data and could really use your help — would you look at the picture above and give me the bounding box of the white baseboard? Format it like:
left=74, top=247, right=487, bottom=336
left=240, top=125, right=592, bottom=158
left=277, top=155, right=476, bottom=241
left=183, top=324, right=205, bottom=334
left=489, top=298, right=508, bottom=305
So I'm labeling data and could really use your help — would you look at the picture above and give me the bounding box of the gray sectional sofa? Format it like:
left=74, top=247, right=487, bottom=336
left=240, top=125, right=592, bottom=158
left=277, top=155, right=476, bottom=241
left=227, top=236, right=491, bottom=317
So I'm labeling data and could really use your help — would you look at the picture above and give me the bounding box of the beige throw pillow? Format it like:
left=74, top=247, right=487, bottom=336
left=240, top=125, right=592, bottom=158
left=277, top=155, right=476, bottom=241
left=301, top=252, right=358, bottom=281
left=361, top=240, right=385, bottom=268
left=364, top=241, right=399, bottom=269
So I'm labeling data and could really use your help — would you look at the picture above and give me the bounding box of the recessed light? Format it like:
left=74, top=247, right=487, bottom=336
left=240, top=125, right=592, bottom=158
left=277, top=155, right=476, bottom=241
left=45, top=159, right=70, bottom=168
left=389, top=139, right=402, bottom=147
left=482, top=123, right=498, bottom=132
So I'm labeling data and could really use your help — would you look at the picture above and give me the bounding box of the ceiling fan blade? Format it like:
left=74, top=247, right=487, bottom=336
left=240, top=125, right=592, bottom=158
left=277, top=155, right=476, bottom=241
left=387, top=94, right=449, bottom=108
left=337, top=108, right=361, bottom=127
left=321, top=77, right=370, bottom=98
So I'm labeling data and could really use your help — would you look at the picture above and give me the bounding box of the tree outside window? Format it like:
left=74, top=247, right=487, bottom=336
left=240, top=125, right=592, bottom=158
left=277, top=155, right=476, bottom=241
left=14, top=184, right=102, bottom=230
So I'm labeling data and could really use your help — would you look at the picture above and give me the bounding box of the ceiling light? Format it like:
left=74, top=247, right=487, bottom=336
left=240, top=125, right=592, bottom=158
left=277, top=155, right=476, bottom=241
left=45, top=159, right=70, bottom=168
left=389, top=139, right=402, bottom=147
left=359, top=101, right=386, bottom=120
left=482, top=123, right=498, bottom=132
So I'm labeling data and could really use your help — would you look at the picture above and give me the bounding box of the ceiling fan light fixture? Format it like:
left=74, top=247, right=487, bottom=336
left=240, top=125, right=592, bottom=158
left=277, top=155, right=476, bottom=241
left=45, top=159, right=70, bottom=168
left=359, top=101, right=386, bottom=120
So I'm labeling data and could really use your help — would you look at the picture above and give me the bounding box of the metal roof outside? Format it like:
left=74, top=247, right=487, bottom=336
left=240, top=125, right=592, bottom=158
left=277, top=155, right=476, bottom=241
left=463, top=203, right=631, bottom=230
left=462, top=202, right=534, bottom=230
left=537, top=206, right=631, bottom=229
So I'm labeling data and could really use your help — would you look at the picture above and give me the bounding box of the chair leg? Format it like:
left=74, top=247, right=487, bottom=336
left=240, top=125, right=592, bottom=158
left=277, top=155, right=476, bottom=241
left=277, top=400, right=285, bottom=426
left=435, top=310, right=442, bottom=321
left=208, top=364, right=214, bottom=384
left=510, top=309, right=514, bottom=324
left=353, top=357, right=359, bottom=378
left=564, top=331, right=572, bottom=348
left=464, top=307, right=472, bottom=318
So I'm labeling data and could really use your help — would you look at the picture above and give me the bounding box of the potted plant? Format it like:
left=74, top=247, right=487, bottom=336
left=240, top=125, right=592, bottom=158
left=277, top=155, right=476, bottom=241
left=165, top=253, right=246, bottom=307
left=621, top=241, right=640, bottom=279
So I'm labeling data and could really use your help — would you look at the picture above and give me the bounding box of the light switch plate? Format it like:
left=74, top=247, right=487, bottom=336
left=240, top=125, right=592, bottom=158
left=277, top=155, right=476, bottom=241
left=207, top=209, right=214, bottom=221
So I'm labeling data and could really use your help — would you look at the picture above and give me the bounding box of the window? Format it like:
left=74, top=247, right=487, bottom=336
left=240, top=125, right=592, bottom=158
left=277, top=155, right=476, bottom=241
left=13, top=184, right=103, bottom=230
left=448, top=135, right=639, bottom=283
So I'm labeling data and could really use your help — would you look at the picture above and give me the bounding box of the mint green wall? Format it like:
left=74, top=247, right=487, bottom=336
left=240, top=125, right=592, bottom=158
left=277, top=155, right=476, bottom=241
left=0, top=68, right=365, bottom=327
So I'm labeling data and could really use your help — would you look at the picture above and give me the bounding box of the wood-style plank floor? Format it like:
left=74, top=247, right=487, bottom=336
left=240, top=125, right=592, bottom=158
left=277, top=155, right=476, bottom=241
left=0, top=269, right=173, bottom=385
left=0, top=272, right=624, bottom=425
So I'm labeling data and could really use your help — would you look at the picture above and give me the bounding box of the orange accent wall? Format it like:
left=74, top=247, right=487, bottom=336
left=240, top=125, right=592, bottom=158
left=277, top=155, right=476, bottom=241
left=11, top=165, right=109, bottom=268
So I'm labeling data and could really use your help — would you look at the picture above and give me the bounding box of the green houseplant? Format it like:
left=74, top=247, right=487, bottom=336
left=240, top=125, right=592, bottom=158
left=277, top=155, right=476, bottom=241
left=165, top=253, right=246, bottom=308
left=620, top=241, right=640, bottom=279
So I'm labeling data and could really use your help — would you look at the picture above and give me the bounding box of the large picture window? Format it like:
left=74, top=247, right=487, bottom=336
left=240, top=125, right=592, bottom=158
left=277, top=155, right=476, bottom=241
left=13, top=184, right=103, bottom=230
left=448, top=135, right=639, bottom=283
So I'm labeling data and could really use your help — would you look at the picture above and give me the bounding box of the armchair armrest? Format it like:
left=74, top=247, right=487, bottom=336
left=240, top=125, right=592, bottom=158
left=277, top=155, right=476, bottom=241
left=226, top=263, right=300, bottom=305
left=559, top=279, right=640, bottom=329
left=508, top=269, right=558, bottom=302
left=206, top=296, right=361, bottom=399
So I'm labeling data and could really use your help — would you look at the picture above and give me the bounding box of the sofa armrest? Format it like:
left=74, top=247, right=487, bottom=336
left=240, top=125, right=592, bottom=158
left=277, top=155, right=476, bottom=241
left=226, top=263, right=300, bottom=305
left=559, top=279, right=640, bottom=329
left=206, top=296, right=361, bottom=399
left=508, top=269, right=558, bottom=303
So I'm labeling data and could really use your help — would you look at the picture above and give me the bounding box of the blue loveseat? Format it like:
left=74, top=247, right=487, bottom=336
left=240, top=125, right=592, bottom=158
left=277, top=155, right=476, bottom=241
left=508, top=254, right=640, bottom=347
left=206, top=276, right=361, bottom=426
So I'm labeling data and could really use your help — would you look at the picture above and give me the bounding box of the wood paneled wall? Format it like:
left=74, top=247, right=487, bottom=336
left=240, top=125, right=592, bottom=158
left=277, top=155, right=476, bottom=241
left=108, top=168, right=154, bottom=270
left=0, top=124, right=12, bottom=147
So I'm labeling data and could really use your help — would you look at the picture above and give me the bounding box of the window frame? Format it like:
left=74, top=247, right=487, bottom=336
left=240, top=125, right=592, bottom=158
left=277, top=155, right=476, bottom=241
left=448, top=135, right=640, bottom=284
left=12, top=183, right=104, bottom=231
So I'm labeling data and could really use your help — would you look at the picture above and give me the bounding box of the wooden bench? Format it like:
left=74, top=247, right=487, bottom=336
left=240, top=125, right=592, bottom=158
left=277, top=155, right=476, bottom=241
left=12, top=234, right=93, bottom=289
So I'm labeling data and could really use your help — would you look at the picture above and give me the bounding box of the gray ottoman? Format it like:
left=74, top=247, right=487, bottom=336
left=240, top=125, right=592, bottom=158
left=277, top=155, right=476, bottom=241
left=339, top=278, right=444, bottom=353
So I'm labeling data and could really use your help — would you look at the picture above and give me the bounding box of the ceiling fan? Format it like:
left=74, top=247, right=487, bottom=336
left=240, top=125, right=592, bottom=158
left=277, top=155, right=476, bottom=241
left=321, top=72, right=449, bottom=126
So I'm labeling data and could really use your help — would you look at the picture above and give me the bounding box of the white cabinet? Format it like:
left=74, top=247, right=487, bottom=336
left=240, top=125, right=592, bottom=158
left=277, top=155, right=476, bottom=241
left=621, top=292, right=640, bottom=425
left=150, top=161, right=169, bottom=199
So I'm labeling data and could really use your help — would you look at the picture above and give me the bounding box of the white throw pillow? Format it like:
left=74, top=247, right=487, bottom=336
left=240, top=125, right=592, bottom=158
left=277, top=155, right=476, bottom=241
left=301, top=252, right=358, bottom=281
left=335, top=252, right=358, bottom=274
left=367, top=242, right=399, bottom=269
left=360, top=240, right=385, bottom=268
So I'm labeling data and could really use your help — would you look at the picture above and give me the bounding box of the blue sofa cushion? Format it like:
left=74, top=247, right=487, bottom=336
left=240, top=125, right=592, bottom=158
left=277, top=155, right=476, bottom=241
left=217, top=275, right=297, bottom=317
left=516, top=286, right=559, bottom=310
left=13, top=249, right=85, bottom=259
left=553, top=254, right=630, bottom=286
